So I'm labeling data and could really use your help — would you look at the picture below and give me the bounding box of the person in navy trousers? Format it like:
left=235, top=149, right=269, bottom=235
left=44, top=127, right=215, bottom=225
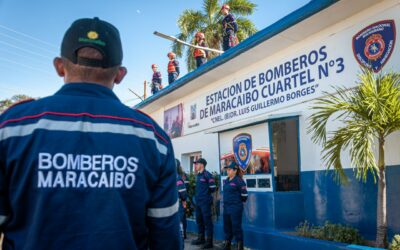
left=222, top=162, right=248, bottom=250
left=176, top=159, right=188, bottom=249
left=191, top=158, right=216, bottom=249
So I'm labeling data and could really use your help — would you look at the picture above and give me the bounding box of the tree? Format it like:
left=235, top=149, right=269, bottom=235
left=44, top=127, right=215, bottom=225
left=173, top=0, right=257, bottom=71
left=308, top=68, right=400, bottom=248
left=0, top=95, right=32, bottom=113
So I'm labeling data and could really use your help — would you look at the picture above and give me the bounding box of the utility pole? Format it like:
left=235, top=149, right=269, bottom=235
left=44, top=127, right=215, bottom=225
left=143, top=80, right=147, bottom=100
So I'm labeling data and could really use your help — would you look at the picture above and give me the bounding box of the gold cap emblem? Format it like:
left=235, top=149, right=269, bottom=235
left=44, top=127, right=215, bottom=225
left=87, top=31, right=99, bottom=40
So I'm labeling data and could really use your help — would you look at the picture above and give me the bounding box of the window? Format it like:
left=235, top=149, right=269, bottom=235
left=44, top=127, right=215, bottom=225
left=270, top=118, right=300, bottom=191
left=218, top=123, right=272, bottom=191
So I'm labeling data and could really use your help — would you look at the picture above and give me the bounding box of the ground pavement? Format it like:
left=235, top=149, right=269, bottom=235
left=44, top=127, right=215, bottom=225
left=184, top=233, right=252, bottom=250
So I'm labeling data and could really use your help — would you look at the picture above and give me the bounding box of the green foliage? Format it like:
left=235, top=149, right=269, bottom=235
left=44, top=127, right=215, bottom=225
left=173, top=0, right=258, bottom=71
left=389, top=235, right=400, bottom=250
left=295, top=221, right=364, bottom=245
left=184, top=171, right=221, bottom=219
left=0, top=94, right=33, bottom=113
left=308, top=69, right=400, bottom=183
left=185, top=172, right=196, bottom=218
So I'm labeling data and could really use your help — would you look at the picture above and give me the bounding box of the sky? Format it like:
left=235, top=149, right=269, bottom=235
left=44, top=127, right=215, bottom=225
left=0, top=0, right=310, bottom=106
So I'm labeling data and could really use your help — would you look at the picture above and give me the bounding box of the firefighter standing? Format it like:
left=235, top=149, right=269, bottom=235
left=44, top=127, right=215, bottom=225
left=193, top=32, right=208, bottom=68
left=222, top=162, right=248, bottom=250
left=177, top=159, right=189, bottom=239
left=221, top=4, right=239, bottom=51
left=151, top=64, right=162, bottom=94
left=176, top=159, right=188, bottom=250
left=167, top=52, right=180, bottom=84
left=191, top=158, right=216, bottom=249
left=0, top=17, right=180, bottom=250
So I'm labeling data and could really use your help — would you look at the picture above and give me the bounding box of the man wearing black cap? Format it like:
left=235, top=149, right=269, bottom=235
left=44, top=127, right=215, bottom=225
left=192, top=158, right=216, bottom=248
left=0, top=18, right=180, bottom=250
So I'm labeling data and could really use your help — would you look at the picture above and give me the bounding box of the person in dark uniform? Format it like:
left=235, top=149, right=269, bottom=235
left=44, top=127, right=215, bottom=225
left=221, top=4, right=239, bottom=51
left=222, top=162, right=248, bottom=250
left=176, top=159, right=188, bottom=250
left=176, top=159, right=188, bottom=240
left=150, top=64, right=162, bottom=94
left=191, top=158, right=216, bottom=249
left=193, top=32, right=208, bottom=68
left=167, top=52, right=180, bottom=84
left=0, top=17, right=180, bottom=250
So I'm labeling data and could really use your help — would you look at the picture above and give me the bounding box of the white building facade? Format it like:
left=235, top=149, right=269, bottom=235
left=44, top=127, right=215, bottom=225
left=136, top=0, right=400, bottom=245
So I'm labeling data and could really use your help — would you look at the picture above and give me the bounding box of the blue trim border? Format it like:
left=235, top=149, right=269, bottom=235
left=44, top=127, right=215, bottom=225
left=135, top=0, right=339, bottom=109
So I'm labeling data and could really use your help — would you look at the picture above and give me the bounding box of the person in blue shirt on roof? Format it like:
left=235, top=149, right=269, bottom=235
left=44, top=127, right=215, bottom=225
left=222, top=162, right=248, bottom=250
left=221, top=4, right=239, bottom=51
left=0, top=17, right=180, bottom=250
left=151, top=64, right=163, bottom=94
left=191, top=158, right=216, bottom=249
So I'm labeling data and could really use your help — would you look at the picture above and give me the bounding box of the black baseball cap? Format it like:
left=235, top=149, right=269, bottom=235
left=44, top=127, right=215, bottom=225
left=61, top=17, right=123, bottom=68
left=224, top=161, right=238, bottom=170
left=194, top=158, right=207, bottom=166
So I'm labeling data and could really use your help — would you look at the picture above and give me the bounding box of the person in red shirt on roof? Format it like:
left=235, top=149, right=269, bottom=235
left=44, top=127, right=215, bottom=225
left=193, top=32, right=208, bottom=68
left=167, top=52, right=180, bottom=84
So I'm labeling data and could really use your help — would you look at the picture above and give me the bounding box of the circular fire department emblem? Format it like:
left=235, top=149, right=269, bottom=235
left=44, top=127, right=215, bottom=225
left=233, top=133, right=252, bottom=171
left=364, top=34, right=385, bottom=61
left=352, top=20, right=396, bottom=73
left=238, top=143, right=248, bottom=161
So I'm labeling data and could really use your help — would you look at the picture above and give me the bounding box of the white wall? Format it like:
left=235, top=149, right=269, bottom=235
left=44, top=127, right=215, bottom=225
left=172, top=132, right=219, bottom=173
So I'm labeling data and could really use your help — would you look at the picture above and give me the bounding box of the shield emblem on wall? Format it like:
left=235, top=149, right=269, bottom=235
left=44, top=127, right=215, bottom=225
left=233, top=133, right=252, bottom=171
left=352, top=20, right=396, bottom=73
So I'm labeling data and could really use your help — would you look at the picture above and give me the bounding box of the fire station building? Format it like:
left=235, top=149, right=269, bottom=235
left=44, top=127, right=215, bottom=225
left=135, top=0, right=400, bottom=248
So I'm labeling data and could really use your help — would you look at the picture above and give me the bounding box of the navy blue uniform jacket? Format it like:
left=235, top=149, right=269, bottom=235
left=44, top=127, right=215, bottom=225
left=195, top=170, right=216, bottom=204
left=223, top=176, right=248, bottom=211
left=0, top=83, right=180, bottom=250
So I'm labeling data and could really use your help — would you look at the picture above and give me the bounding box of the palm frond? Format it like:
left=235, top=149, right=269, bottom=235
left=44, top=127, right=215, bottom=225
left=225, top=0, right=257, bottom=16
left=175, top=0, right=257, bottom=70
left=185, top=39, right=197, bottom=72
left=235, top=17, right=258, bottom=41
left=172, top=33, right=188, bottom=58
left=178, top=10, right=207, bottom=36
left=308, top=87, right=354, bottom=145
left=203, top=0, right=219, bottom=24
left=346, top=120, right=378, bottom=182
left=308, top=68, right=400, bottom=184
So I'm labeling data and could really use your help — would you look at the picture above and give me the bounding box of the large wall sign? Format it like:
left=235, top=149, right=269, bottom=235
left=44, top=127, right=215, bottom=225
left=352, top=20, right=396, bottom=72
left=183, top=16, right=399, bottom=134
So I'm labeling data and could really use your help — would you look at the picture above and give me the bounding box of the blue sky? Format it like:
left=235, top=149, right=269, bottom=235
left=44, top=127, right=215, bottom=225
left=0, top=0, right=309, bottom=105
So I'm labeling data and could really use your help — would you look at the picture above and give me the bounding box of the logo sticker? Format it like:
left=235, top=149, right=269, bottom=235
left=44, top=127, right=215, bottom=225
left=190, top=104, right=197, bottom=120
left=233, top=133, right=252, bottom=171
left=352, top=20, right=396, bottom=72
